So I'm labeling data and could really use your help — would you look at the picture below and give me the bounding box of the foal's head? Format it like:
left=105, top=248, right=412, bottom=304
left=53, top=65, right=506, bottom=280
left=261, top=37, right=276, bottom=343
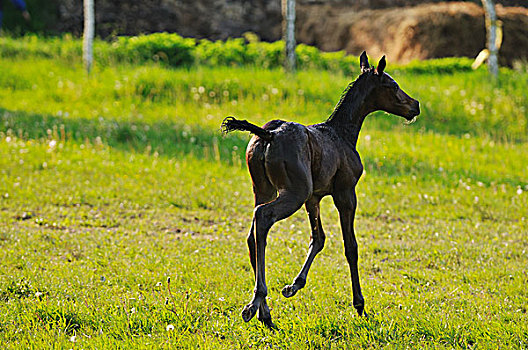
left=359, top=52, right=420, bottom=121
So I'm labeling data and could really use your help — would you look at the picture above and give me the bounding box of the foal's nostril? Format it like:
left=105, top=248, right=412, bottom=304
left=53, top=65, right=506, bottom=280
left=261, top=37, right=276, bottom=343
left=412, top=101, right=420, bottom=116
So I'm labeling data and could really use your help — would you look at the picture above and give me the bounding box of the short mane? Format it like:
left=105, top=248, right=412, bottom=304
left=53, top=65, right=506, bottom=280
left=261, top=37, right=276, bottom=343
left=326, top=71, right=372, bottom=123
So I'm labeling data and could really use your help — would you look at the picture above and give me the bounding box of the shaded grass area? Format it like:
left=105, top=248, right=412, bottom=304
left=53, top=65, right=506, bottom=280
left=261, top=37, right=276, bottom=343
left=0, top=108, right=245, bottom=165
left=1, top=105, right=526, bottom=192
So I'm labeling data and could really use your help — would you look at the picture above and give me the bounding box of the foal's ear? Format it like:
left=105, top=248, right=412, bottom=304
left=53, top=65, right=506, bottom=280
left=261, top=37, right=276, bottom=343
left=376, top=56, right=386, bottom=75
left=360, top=51, right=370, bottom=73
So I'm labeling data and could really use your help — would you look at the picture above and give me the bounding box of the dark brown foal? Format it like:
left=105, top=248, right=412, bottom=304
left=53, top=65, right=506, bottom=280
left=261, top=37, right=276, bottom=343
left=222, top=52, right=420, bottom=328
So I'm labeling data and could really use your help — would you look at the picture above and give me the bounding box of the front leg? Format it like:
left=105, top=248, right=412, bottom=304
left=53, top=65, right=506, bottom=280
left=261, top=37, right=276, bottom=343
left=333, top=190, right=365, bottom=316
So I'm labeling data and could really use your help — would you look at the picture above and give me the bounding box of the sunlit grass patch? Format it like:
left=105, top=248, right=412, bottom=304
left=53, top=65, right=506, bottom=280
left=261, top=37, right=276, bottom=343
left=0, top=36, right=527, bottom=347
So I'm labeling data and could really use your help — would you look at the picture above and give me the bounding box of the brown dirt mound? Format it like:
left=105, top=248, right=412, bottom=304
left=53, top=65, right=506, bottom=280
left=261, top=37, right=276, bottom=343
left=297, top=2, right=528, bottom=65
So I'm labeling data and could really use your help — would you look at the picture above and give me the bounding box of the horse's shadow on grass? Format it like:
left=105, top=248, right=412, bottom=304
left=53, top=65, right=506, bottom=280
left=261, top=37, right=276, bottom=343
left=0, top=107, right=247, bottom=162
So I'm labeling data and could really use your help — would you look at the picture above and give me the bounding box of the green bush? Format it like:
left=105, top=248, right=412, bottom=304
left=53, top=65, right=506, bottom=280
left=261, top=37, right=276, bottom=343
left=393, top=57, right=475, bottom=74
left=196, top=38, right=248, bottom=66
left=0, top=32, right=481, bottom=75
left=113, top=32, right=196, bottom=67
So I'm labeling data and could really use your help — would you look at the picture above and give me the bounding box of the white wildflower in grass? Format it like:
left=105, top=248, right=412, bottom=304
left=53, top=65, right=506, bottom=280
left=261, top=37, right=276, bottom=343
left=517, top=188, right=523, bottom=195
left=166, top=324, right=174, bottom=331
left=156, top=281, right=162, bottom=287
left=70, top=335, right=76, bottom=343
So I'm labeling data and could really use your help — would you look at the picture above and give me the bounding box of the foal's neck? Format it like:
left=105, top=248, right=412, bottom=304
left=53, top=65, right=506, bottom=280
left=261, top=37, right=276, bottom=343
left=325, top=77, right=374, bottom=147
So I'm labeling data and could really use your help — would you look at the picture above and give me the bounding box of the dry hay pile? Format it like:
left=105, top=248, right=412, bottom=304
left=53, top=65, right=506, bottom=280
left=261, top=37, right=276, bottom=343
left=297, top=2, right=528, bottom=65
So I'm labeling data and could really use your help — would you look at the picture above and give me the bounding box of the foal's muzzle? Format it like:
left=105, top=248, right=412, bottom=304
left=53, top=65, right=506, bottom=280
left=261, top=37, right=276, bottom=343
left=406, top=100, right=420, bottom=120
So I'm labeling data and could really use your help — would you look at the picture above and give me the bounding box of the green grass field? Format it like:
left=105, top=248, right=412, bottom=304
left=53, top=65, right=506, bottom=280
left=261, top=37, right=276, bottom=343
left=0, top=38, right=527, bottom=348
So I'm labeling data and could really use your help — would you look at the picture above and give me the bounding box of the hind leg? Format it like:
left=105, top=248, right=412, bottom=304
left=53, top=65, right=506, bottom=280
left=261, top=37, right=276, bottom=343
left=246, top=186, right=277, bottom=328
left=242, top=189, right=309, bottom=323
left=247, top=219, right=275, bottom=328
left=245, top=143, right=279, bottom=328
left=243, top=133, right=312, bottom=324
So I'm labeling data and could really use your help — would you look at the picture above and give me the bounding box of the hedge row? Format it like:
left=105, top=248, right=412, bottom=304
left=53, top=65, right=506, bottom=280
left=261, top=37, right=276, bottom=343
left=0, top=32, right=475, bottom=74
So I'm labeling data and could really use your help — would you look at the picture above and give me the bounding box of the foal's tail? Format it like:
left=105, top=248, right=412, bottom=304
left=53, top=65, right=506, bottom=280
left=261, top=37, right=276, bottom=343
left=221, top=116, right=273, bottom=141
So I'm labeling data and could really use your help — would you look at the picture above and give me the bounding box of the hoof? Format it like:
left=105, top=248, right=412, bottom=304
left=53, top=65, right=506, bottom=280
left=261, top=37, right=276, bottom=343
left=258, top=316, right=277, bottom=330
left=354, top=295, right=365, bottom=317
left=241, top=303, right=258, bottom=322
left=354, top=304, right=365, bottom=317
left=281, top=284, right=299, bottom=298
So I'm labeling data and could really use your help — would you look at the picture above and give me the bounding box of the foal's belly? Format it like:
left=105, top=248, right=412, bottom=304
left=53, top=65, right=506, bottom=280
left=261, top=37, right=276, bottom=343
left=310, top=156, right=339, bottom=196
